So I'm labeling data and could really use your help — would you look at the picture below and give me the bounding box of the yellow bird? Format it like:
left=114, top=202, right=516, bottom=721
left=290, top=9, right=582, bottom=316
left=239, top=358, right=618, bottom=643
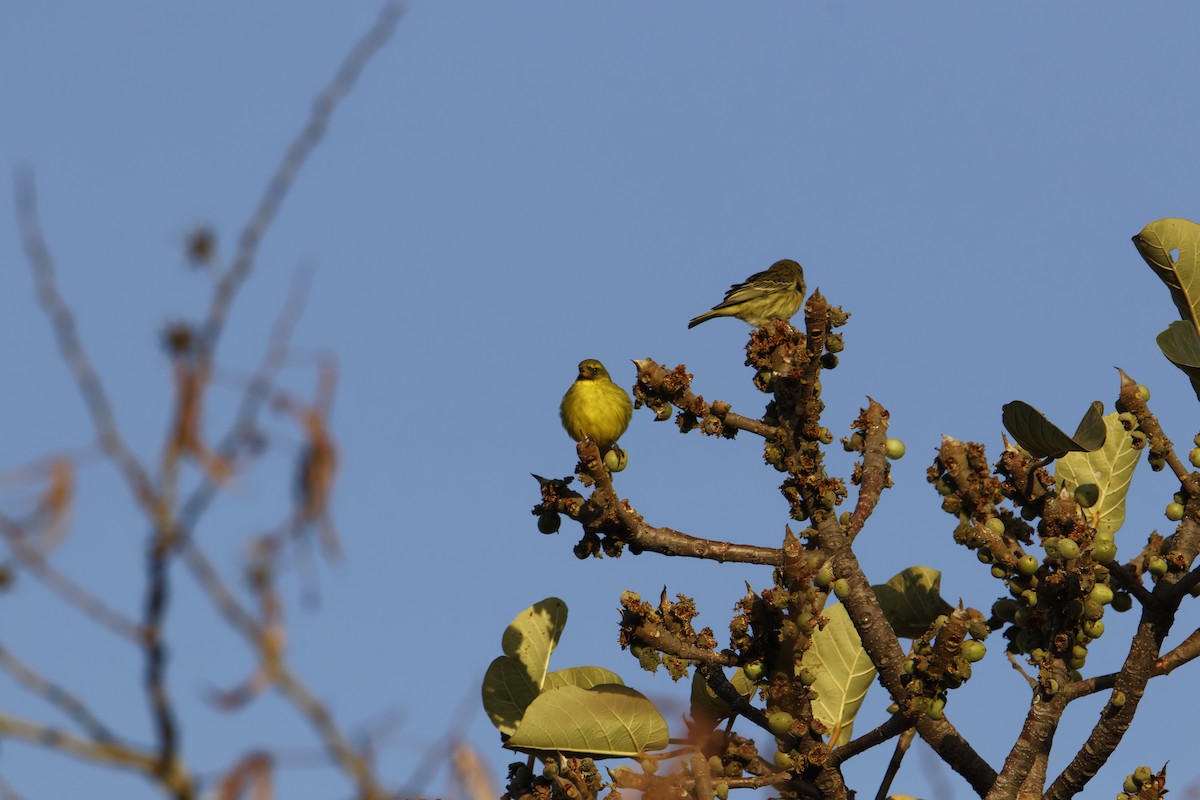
left=687, top=258, right=806, bottom=329
left=560, top=359, right=632, bottom=454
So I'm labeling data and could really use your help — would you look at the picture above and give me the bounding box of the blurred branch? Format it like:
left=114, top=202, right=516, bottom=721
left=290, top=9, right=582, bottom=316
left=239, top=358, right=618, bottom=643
left=13, top=171, right=157, bottom=515
left=0, top=710, right=192, bottom=791
left=0, top=512, right=142, bottom=642
left=199, top=1, right=404, bottom=361
left=0, top=643, right=117, bottom=742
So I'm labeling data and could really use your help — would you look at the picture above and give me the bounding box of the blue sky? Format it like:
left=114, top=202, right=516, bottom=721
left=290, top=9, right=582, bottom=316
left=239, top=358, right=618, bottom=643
left=3, top=3, right=1200, bottom=798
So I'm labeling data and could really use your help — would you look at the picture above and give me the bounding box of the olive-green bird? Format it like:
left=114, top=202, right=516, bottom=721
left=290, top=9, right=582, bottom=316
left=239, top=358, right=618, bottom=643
left=560, top=359, right=633, bottom=453
left=687, top=258, right=806, bottom=329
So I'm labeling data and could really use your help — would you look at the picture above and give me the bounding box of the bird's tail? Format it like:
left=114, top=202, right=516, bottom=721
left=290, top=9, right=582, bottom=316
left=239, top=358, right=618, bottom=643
left=687, top=311, right=721, bottom=329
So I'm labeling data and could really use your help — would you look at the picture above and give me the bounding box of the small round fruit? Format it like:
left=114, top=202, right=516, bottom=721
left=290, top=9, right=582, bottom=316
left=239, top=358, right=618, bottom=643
left=604, top=448, right=629, bottom=472
left=1148, top=556, right=1168, bottom=577
left=1089, top=584, right=1114, bottom=605
left=991, top=565, right=1007, bottom=579
left=833, top=578, right=850, bottom=599
left=640, top=758, right=658, bottom=775
left=1073, top=484, right=1100, bottom=509
left=715, top=783, right=729, bottom=800
left=1057, top=539, right=1080, bottom=560
left=537, top=512, right=562, bottom=534
left=884, top=438, right=906, bottom=459
left=1112, top=592, right=1133, bottom=612
left=992, top=598, right=1018, bottom=622
left=1017, top=554, right=1039, bottom=576
left=798, top=667, right=817, bottom=686
left=1090, top=540, right=1117, bottom=562
left=1133, top=765, right=1153, bottom=784
left=1082, top=619, right=1105, bottom=638
left=773, top=749, right=794, bottom=769
left=815, top=566, right=834, bottom=589
left=927, top=697, right=946, bottom=720
left=820, top=353, right=838, bottom=370
left=961, top=640, right=986, bottom=662
left=1190, top=448, right=1200, bottom=469
left=985, top=517, right=1006, bottom=535
left=544, top=762, right=561, bottom=779
left=1110, top=690, right=1126, bottom=708
left=743, top=660, right=766, bottom=681
left=1124, top=776, right=1140, bottom=794
left=1136, top=384, right=1151, bottom=402
left=1166, top=502, right=1185, bottom=522
left=843, top=433, right=864, bottom=452
left=767, top=711, right=795, bottom=737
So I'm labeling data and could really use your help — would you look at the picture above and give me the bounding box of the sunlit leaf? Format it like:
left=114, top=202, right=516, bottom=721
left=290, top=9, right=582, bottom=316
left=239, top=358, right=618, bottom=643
left=544, top=666, right=624, bottom=692
left=873, top=567, right=953, bottom=639
left=482, top=598, right=569, bottom=734
left=1156, top=321, right=1200, bottom=401
left=501, top=597, right=567, bottom=692
left=482, top=656, right=538, bottom=735
left=803, top=603, right=876, bottom=746
left=506, top=684, right=669, bottom=757
left=1132, top=218, right=1200, bottom=327
left=1001, top=400, right=1105, bottom=459
left=1055, top=413, right=1143, bottom=536
left=1133, top=219, right=1200, bottom=399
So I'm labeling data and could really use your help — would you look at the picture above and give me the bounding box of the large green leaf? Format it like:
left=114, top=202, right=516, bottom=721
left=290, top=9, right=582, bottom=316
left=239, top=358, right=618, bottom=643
left=1132, top=218, right=1200, bottom=327
left=1055, top=413, right=1142, bottom=537
left=873, top=567, right=954, bottom=639
left=803, top=603, right=876, bottom=746
left=1156, top=320, right=1200, bottom=401
left=506, top=684, right=669, bottom=757
left=482, top=598, right=568, bottom=734
left=544, top=666, right=624, bottom=692
left=502, top=597, right=568, bottom=690
left=1133, top=219, right=1200, bottom=398
left=482, top=656, right=539, bottom=735
left=1001, top=400, right=1106, bottom=460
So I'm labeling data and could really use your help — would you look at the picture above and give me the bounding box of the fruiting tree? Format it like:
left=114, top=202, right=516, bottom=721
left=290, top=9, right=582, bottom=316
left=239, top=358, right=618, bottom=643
left=484, top=219, right=1200, bottom=800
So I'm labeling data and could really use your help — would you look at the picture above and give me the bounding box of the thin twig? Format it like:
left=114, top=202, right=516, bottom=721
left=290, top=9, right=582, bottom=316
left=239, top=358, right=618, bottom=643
left=874, top=728, right=915, bottom=800
left=199, top=2, right=404, bottom=362
left=0, top=513, right=142, bottom=642
left=0, top=643, right=118, bottom=742
left=14, top=171, right=157, bottom=514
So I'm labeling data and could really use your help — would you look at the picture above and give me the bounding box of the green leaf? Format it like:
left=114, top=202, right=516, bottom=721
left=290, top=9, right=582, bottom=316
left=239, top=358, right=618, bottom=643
left=544, top=666, right=625, bottom=692
left=482, top=656, right=539, bottom=735
left=1055, top=413, right=1143, bottom=537
left=1132, top=218, right=1200, bottom=328
left=1001, top=400, right=1106, bottom=459
left=1133, top=219, right=1200, bottom=398
left=502, top=597, right=568, bottom=691
left=1156, top=321, right=1200, bottom=401
left=505, top=684, right=669, bottom=758
left=689, top=667, right=754, bottom=721
left=481, top=598, right=569, bottom=735
left=802, top=603, right=876, bottom=746
left=872, top=567, right=954, bottom=639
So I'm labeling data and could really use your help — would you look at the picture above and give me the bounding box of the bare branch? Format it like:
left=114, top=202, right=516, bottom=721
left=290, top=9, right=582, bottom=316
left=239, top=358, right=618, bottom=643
left=199, top=1, right=404, bottom=361
left=0, top=513, right=141, bottom=642
left=13, top=171, right=157, bottom=514
left=0, top=643, right=118, bottom=742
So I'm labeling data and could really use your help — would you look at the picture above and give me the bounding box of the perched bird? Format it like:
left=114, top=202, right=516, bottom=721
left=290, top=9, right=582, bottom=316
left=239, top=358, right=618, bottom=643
left=560, top=359, right=633, bottom=454
left=687, top=259, right=806, bottom=329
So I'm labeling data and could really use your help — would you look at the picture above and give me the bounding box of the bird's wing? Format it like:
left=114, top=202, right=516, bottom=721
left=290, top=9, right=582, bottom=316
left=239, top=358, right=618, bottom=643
left=712, top=271, right=793, bottom=308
